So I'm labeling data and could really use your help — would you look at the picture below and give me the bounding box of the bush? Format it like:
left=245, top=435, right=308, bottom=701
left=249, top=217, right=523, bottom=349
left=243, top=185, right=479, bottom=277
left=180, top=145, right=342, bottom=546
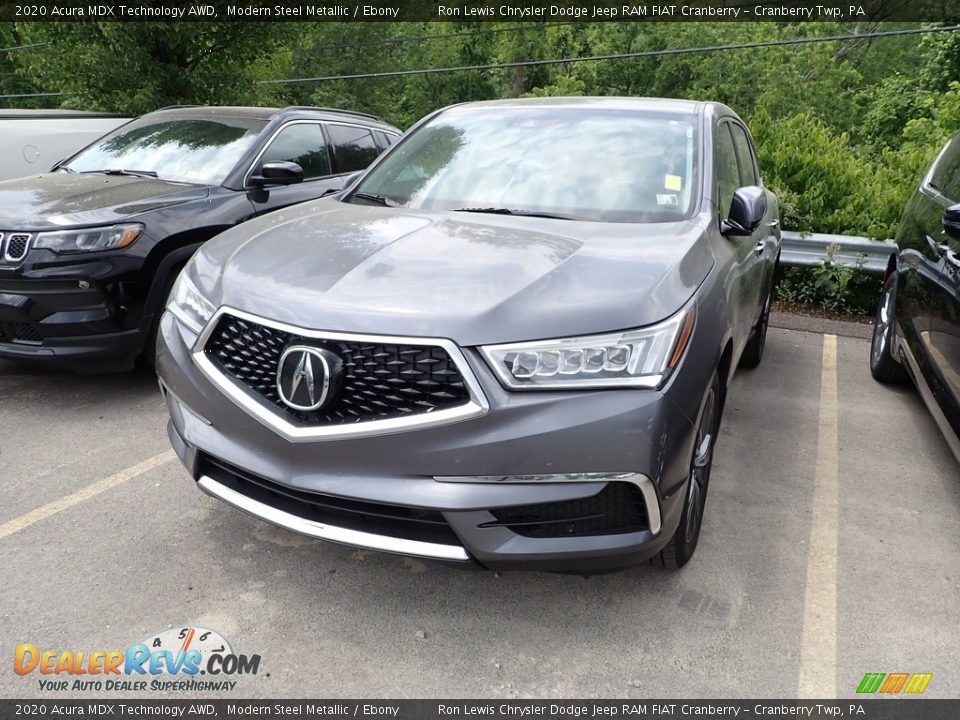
left=749, top=108, right=909, bottom=241
left=775, top=246, right=881, bottom=316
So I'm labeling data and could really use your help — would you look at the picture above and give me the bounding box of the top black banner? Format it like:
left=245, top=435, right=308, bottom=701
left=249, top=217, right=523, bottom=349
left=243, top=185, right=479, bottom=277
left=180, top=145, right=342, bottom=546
left=1, top=0, right=958, bottom=23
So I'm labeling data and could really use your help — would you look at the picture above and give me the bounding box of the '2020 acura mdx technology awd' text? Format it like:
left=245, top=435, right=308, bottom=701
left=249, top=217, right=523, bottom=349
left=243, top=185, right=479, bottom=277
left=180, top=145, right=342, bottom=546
left=157, top=98, right=780, bottom=572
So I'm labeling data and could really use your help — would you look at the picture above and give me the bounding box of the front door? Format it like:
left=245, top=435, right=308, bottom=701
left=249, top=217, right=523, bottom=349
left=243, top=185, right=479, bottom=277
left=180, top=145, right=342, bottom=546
left=247, top=122, right=345, bottom=216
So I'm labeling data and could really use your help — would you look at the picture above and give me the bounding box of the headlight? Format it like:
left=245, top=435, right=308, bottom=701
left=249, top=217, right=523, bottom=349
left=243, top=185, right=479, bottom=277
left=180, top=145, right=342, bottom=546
left=33, top=224, right=142, bottom=253
left=167, top=271, right=215, bottom=334
left=481, top=306, right=695, bottom=390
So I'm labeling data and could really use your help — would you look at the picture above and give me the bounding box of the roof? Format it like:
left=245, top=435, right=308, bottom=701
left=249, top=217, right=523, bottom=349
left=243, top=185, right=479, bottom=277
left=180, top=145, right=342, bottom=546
left=0, top=109, right=127, bottom=119
left=447, top=96, right=709, bottom=115
left=145, top=106, right=282, bottom=121
left=144, top=105, right=391, bottom=127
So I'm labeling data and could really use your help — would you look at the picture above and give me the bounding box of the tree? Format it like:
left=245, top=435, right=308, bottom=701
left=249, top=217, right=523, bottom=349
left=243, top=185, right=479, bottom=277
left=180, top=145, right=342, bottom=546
left=11, top=21, right=298, bottom=114
left=0, top=22, right=39, bottom=108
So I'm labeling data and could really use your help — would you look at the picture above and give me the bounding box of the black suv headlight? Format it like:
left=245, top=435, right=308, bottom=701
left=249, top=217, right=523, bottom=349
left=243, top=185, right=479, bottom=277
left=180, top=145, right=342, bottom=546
left=33, top=224, right=143, bottom=254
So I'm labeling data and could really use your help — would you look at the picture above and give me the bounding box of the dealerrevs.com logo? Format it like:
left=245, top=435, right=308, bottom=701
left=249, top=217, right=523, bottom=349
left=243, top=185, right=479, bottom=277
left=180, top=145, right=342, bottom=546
left=14, top=626, right=260, bottom=692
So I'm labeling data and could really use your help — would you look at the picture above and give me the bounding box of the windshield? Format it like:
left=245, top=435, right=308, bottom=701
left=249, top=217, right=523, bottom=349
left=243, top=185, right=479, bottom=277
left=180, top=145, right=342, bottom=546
left=63, top=116, right=267, bottom=185
left=351, top=105, right=699, bottom=223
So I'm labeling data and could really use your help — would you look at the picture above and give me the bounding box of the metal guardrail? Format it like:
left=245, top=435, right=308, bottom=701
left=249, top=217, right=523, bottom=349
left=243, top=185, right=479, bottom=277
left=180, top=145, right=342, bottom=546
left=780, top=231, right=896, bottom=275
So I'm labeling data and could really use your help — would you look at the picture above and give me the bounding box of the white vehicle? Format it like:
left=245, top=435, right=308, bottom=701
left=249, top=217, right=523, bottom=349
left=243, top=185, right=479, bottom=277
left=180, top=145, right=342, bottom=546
left=0, top=110, right=130, bottom=181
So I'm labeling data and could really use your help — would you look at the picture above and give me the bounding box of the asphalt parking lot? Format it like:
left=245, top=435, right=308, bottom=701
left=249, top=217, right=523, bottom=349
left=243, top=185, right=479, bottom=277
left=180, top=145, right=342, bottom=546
left=1, top=320, right=959, bottom=700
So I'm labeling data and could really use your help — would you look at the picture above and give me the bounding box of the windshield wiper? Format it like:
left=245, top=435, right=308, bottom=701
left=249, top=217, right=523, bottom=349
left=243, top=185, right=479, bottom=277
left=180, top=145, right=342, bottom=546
left=453, top=207, right=586, bottom=221
left=80, top=169, right=158, bottom=178
left=351, top=192, right=396, bottom=207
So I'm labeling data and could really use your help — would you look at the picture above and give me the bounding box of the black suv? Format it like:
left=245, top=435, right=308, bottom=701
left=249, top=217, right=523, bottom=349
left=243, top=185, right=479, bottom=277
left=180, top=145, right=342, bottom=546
left=0, top=105, right=400, bottom=371
left=870, top=132, right=960, bottom=464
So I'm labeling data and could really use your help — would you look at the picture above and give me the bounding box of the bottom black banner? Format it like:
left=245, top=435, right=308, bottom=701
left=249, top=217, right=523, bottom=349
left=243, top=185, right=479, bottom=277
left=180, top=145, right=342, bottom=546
left=1, top=700, right=957, bottom=720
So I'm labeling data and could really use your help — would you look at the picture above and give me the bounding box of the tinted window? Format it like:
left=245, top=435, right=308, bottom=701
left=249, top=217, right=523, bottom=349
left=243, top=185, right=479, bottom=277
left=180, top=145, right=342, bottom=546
left=64, top=117, right=266, bottom=185
left=375, top=130, right=399, bottom=151
left=259, top=123, right=331, bottom=180
left=715, top=123, right=740, bottom=217
left=327, top=124, right=380, bottom=173
left=729, top=123, right=759, bottom=187
left=352, top=107, right=700, bottom=223
left=930, top=133, right=960, bottom=202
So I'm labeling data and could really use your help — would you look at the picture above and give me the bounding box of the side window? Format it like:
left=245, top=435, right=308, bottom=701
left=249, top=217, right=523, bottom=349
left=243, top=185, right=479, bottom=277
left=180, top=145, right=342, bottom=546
left=327, top=124, right=380, bottom=173
left=729, top=123, right=759, bottom=187
left=930, top=133, right=960, bottom=202
left=259, top=123, right=331, bottom=180
left=377, top=130, right=397, bottom=150
left=714, top=123, right=740, bottom=218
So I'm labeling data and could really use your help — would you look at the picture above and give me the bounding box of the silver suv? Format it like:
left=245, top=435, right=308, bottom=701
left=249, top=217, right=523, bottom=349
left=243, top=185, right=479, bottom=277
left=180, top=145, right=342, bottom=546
left=157, top=98, right=780, bottom=572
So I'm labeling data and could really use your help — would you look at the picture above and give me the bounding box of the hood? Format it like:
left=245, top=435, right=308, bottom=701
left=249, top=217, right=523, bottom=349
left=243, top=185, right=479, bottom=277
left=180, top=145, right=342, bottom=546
left=196, top=201, right=715, bottom=346
left=0, top=173, right=209, bottom=229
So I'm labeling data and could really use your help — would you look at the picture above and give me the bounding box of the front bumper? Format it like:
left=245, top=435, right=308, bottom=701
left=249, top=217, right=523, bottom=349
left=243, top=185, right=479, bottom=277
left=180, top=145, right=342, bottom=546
left=157, top=311, right=701, bottom=572
left=0, top=275, right=147, bottom=369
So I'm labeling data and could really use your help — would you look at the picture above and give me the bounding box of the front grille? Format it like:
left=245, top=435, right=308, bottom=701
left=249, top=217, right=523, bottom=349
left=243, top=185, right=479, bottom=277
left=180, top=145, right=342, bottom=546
left=11, top=323, right=41, bottom=343
left=485, top=482, right=649, bottom=538
left=0, top=322, right=42, bottom=344
left=198, top=454, right=462, bottom=546
left=204, top=314, right=471, bottom=426
left=4, top=233, right=31, bottom=262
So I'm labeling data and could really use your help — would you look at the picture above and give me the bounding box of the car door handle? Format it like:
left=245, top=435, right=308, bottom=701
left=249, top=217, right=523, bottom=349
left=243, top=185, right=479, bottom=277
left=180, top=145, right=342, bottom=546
left=754, top=240, right=765, bottom=255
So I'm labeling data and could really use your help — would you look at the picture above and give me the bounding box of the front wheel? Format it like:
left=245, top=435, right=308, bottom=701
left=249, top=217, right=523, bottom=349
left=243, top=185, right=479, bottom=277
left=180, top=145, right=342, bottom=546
left=870, top=273, right=908, bottom=384
left=658, top=371, right=721, bottom=569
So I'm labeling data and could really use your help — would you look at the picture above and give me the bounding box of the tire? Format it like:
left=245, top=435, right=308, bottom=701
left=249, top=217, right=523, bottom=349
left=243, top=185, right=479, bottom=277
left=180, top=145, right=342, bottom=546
left=658, top=371, right=721, bottom=569
left=739, top=283, right=772, bottom=369
left=142, top=268, right=182, bottom=370
left=870, top=273, right=909, bottom=384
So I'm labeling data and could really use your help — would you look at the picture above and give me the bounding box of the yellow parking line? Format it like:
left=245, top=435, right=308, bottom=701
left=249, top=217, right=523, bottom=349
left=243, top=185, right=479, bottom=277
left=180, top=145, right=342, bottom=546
left=797, top=334, right=839, bottom=697
left=0, top=450, right=175, bottom=541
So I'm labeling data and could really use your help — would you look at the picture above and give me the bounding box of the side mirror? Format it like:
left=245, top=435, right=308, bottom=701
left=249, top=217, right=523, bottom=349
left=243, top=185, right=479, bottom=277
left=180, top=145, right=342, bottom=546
left=249, top=161, right=304, bottom=187
left=942, top=204, right=960, bottom=241
left=721, top=186, right=766, bottom=236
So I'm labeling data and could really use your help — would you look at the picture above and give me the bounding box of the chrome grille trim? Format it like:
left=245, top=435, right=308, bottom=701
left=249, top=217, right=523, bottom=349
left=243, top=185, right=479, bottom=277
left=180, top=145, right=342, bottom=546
left=193, top=306, right=490, bottom=443
left=434, top=472, right=662, bottom=535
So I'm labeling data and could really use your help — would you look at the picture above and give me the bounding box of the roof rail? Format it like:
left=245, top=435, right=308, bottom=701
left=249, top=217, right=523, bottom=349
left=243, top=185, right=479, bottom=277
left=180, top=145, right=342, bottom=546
left=153, top=105, right=203, bottom=111
left=281, top=106, right=384, bottom=122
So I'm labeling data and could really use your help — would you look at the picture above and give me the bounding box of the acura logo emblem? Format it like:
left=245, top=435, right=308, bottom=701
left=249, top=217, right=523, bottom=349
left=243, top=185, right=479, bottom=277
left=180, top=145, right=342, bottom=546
left=276, top=345, right=342, bottom=412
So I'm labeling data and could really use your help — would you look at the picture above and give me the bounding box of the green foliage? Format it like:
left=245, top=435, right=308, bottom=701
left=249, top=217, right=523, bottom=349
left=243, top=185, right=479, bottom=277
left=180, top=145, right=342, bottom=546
left=0, top=23, right=39, bottom=106
left=523, top=74, right=586, bottom=97
left=775, top=247, right=881, bottom=316
left=3, top=18, right=960, bottom=314
left=749, top=108, right=907, bottom=240
left=8, top=22, right=298, bottom=114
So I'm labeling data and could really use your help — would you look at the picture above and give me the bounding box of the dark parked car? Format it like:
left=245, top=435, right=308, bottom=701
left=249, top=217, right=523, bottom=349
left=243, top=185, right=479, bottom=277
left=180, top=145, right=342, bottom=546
left=157, top=98, right=780, bottom=572
left=870, top=133, right=960, bottom=463
left=0, top=105, right=400, bottom=371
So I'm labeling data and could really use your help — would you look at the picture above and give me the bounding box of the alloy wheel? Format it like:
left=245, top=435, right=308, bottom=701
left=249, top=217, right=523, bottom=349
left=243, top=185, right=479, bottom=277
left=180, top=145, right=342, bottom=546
left=684, top=385, right=718, bottom=544
left=871, top=280, right=895, bottom=367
